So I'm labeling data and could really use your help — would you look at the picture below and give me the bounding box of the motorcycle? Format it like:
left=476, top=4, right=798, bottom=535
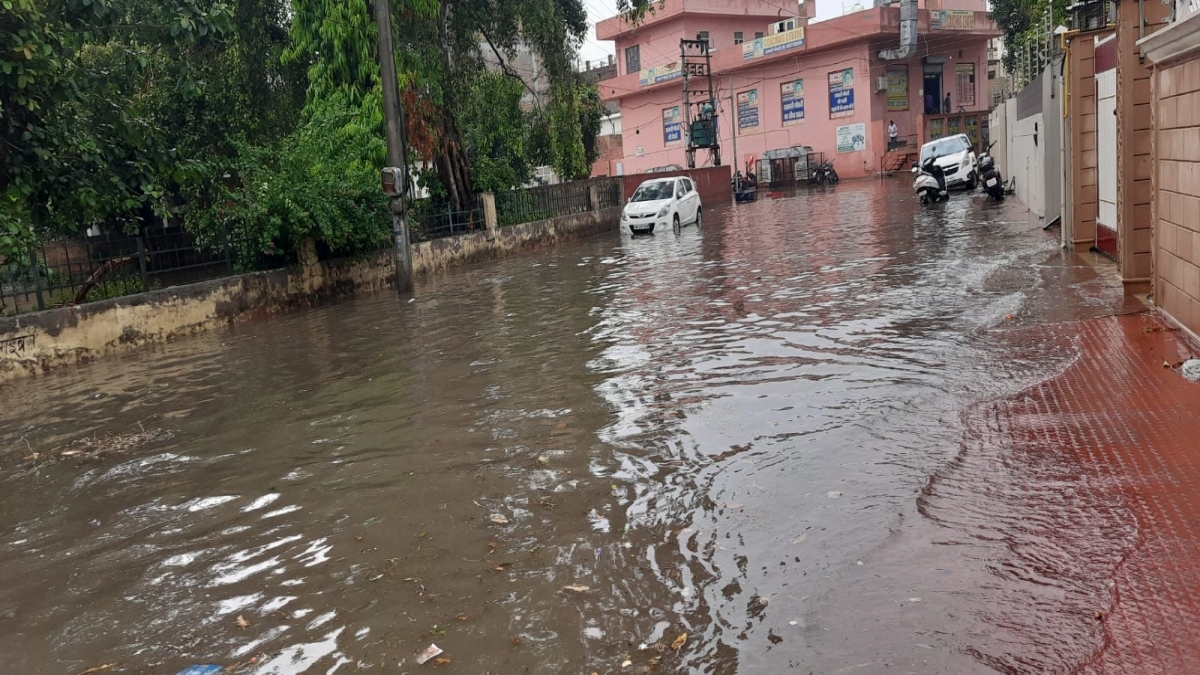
left=813, top=159, right=839, bottom=186
left=977, top=142, right=1004, bottom=200
left=912, top=158, right=949, bottom=205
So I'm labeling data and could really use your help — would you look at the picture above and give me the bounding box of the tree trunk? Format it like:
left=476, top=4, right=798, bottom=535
left=436, top=0, right=473, bottom=212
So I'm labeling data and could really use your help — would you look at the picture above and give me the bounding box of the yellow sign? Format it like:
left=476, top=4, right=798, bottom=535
left=639, top=62, right=682, bottom=87
left=742, top=26, right=805, bottom=60
left=931, top=10, right=975, bottom=30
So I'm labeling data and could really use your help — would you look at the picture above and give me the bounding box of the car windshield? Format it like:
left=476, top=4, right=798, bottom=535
left=631, top=182, right=675, bottom=202
left=920, top=137, right=969, bottom=163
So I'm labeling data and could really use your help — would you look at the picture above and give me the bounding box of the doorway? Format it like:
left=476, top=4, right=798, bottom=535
left=923, top=74, right=942, bottom=114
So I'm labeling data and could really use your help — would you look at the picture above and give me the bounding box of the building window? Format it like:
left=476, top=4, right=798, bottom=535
left=625, top=45, right=640, bottom=74
left=956, top=62, right=976, bottom=107
left=697, top=31, right=710, bottom=48
left=755, top=31, right=764, bottom=39
left=734, top=31, right=744, bottom=45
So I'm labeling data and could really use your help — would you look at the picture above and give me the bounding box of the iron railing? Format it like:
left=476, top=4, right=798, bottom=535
left=496, top=180, right=593, bottom=226
left=408, top=196, right=487, bottom=243
left=595, top=178, right=623, bottom=210
left=1, top=228, right=236, bottom=316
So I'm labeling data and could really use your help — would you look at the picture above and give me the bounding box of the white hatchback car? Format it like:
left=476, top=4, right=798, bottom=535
left=622, top=176, right=703, bottom=235
left=918, top=134, right=978, bottom=190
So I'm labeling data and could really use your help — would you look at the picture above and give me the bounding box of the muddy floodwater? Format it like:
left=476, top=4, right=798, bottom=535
left=0, top=180, right=1141, bottom=673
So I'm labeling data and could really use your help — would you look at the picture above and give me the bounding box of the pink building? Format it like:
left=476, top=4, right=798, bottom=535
left=597, top=0, right=1000, bottom=180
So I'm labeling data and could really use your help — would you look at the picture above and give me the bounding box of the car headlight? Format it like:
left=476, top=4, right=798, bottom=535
left=658, top=206, right=670, bottom=217
left=961, top=156, right=970, bottom=168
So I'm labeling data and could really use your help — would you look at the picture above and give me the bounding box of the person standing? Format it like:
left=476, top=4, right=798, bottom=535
left=888, top=120, right=899, bottom=151
left=943, top=92, right=952, bottom=114
left=924, top=92, right=934, bottom=114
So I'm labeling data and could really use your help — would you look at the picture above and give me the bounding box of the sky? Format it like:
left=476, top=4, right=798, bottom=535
left=577, top=0, right=849, bottom=67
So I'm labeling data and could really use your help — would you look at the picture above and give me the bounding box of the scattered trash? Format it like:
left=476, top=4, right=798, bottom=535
left=79, top=665, right=121, bottom=675
left=1094, top=611, right=1105, bottom=621
left=671, top=633, right=688, bottom=651
left=58, top=424, right=173, bottom=461
left=434, top=658, right=452, bottom=665
left=908, top=597, right=921, bottom=602
left=174, top=667, right=222, bottom=675
left=621, top=659, right=633, bottom=668
left=562, top=584, right=591, bottom=593
left=826, top=491, right=842, bottom=498
left=1181, top=360, right=1200, bottom=382
left=489, top=515, right=509, bottom=525
left=415, top=644, right=444, bottom=665
left=788, top=620, right=799, bottom=626
left=236, top=614, right=251, bottom=627
left=537, top=454, right=550, bottom=465
left=622, top=542, right=632, bottom=549
left=856, top=560, right=864, bottom=566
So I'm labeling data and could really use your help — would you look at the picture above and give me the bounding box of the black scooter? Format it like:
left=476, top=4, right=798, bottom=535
left=978, top=142, right=1004, bottom=201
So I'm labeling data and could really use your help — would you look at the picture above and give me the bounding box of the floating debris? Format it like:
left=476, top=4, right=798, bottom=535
left=415, top=643, right=444, bottom=665
left=489, top=515, right=509, bottom=525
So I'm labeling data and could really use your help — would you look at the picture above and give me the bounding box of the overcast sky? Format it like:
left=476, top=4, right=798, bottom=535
left=577, top=0, right=849, bottom=66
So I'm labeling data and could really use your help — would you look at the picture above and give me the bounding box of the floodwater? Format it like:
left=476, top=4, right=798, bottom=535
left=0, top=180, right=1141, bottom=674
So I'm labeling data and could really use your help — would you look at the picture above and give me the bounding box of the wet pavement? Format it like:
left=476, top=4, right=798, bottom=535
left=1, top=179, right=1195, bottom=674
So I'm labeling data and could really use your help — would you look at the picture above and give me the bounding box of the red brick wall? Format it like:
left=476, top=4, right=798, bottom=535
left=620, top=165, right=732, bottom=206
left=1152, top=58, right=1200, bottom=336
left=590, top=136, right=624, bottom=177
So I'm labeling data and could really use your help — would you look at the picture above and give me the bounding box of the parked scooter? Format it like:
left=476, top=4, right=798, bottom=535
left=977, top=142, right=1004, bottom=200
left=912, top=158, right=949, bottom=204
left=813, top=159, right=839, bottom=186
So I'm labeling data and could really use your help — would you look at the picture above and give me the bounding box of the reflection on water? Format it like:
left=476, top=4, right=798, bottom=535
left=0, top=181, right=1134, bottom=673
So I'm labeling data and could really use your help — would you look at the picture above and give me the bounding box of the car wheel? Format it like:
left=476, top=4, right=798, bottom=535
left=694, top=208, right=703, bottom=228
left=672, top=214, right=681, bottom=234
left=966, top=172, right=977, bottom=190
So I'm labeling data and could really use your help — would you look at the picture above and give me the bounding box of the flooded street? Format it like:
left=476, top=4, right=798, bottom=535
left=1, top=179, right=1142, bottom=673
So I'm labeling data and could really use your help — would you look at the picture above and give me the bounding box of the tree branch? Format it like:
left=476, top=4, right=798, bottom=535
left=480, top=31, right=542, bottom=111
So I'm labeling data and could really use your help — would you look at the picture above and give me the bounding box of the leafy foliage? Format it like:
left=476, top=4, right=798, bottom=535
left=989, top=0, right=1067, bottom=71
left=183, top=95, right=392, bottom=268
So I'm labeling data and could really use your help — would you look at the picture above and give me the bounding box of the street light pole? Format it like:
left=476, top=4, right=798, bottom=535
left=374, top=0, right=413, bottom=294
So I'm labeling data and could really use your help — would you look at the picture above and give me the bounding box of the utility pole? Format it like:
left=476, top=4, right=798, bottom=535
left=373, top=0, right=413, bottom=294
left=729, top=76, right=738, bottom=174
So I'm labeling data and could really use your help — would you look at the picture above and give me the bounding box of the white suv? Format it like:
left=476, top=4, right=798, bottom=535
left=622, top=176, right=703, bottom=235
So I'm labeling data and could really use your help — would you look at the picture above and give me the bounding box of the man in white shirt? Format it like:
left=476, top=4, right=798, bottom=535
left=888, top=120, right=899, bottom=151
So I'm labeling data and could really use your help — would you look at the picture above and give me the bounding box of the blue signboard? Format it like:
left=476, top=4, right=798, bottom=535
left=737, top=89, right=759, bottom=130
left=828, top=68, right=855, bottom=119
left=662, top=106, right=682, bottom=145
left=781, top=80, right=804, bottom=126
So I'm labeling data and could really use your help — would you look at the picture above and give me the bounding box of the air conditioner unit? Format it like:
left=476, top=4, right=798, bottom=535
left=875, top=76, right=889, bottom=92
left=770, top=18, right=797, bottom=34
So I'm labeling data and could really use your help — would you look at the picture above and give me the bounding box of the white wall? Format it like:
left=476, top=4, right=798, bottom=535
left=1010, top=111, right=1046, bottom=218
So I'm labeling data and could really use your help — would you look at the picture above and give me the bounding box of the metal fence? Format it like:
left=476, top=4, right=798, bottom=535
left=496, top=180, right=593, bottom=226
left=1, top=228, right=235, bottom=316
left=408, top=196, right=487, bottom=243
left=595, top=177, right=623, bottom=211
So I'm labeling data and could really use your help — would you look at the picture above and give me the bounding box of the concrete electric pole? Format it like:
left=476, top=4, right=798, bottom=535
left=373, top=0, right=414, bottom=294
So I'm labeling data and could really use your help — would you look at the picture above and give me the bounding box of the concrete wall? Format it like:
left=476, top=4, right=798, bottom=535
left=1146, top=52, right=1200, bottom=337
left=0, top=208, right=620, bottom=383
left=621, top=165, right=733, bottom=204
left=1068, top=32, right=1108, bottom=249
left=1009, top=73, right=1046, bottom=218
left=1115, top=0, right=1169, bottom=283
